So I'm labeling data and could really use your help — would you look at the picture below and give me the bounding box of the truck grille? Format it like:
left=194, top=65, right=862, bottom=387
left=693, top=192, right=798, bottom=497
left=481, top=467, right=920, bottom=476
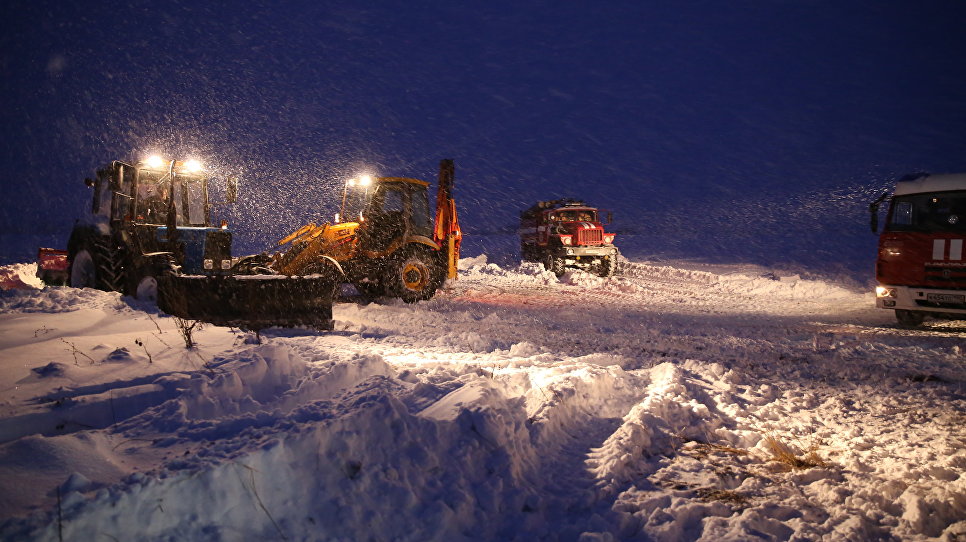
left=923, top=265, right=966, bottom=287
left=915, top=299, right=966, bottom=310
left=578, top=228, right=603, bottom=245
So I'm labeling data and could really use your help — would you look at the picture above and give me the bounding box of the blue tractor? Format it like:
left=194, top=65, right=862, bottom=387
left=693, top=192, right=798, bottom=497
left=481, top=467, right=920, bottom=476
left=44, top=156, right=339, bottom=330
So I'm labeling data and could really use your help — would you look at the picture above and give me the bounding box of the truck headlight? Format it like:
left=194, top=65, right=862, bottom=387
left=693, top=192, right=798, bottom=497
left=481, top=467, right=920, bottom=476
left=204, top=259, right=214, bottom=270
left=875, top=286, right=896, bottom=298
left=560, top=236, right=572, bottom=245
left=566, top=248, right=575, bottom=255
left=222, top=259, right=231, bottom=270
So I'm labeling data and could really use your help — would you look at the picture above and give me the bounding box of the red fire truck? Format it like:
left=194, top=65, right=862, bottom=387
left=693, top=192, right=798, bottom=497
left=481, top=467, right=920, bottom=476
left=871, top=173, right=966, bottom=326
left=520, top=199, right=619, bottom=277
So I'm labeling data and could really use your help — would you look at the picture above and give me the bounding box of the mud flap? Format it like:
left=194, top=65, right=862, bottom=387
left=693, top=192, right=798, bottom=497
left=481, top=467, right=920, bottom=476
left=158, top=273, right=339, bottom=331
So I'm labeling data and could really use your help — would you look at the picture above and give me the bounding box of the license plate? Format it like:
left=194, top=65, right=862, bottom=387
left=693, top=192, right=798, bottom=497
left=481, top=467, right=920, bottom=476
left=926, top=293, right=966, bottom=304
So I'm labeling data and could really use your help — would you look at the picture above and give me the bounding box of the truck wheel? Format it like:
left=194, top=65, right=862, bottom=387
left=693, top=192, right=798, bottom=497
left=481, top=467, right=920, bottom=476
left=895, top=309, right=925, bottom=327
left=387, top=246, right=444, bottom=303
left=69, top=248, right=98, bottom=288
left=520, top=243, right=534, bottom=262
left=352, top=279, right=384, bottom=301
left=597, top=255, right=618, bottom=277
left=543, top=253, right=565, bottom=277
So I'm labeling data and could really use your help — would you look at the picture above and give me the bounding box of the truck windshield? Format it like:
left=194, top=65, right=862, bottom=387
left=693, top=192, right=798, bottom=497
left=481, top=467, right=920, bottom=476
left=551, top=210, right=596, bottom=222
left=888, top=191, right=966, bottom=233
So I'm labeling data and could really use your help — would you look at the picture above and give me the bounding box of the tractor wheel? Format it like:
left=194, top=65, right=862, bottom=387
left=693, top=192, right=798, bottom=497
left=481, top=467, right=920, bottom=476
left=90, top=237, right=123, bottom=292
left=543, top=253, right=565, bottom=277
left=895, top=309, right=925, bottom=327
left=69, top=248, right=98, bottom=288
left=68, top=237, right=122, bottom=292
left=133, top=274, right=159, bottom=303
left=597, top=255, right=618, bottom=277
left=386, top=246, right=444, bottom=303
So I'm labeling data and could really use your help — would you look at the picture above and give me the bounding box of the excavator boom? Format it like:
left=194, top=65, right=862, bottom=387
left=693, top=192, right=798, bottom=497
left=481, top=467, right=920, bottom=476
left=434, top=159, right=461, bottom=280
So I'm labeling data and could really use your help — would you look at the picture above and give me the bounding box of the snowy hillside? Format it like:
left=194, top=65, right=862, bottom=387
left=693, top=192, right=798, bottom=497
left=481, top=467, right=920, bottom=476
left=0, top=256, right=964, bottom=541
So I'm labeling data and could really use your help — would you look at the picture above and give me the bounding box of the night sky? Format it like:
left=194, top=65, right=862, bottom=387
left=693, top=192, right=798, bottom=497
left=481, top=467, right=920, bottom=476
left=3, top=1, right=965, bottom=275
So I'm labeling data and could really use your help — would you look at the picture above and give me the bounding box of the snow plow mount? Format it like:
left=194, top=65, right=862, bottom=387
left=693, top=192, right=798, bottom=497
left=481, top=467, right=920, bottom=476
left=158, top=271, right=340, bottom=331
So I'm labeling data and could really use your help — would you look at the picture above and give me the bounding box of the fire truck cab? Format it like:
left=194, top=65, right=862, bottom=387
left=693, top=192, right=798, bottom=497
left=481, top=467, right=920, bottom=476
left=872, top=173, right=966, bottom=326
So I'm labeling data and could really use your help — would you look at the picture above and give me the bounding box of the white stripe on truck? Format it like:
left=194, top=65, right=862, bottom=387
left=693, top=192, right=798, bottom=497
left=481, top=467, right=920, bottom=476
left=933, top=239, right=945, bottom=260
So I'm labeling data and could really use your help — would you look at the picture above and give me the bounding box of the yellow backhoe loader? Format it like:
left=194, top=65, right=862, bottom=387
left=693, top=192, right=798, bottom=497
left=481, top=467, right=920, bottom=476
left=271, top=159, right=461, bottom=302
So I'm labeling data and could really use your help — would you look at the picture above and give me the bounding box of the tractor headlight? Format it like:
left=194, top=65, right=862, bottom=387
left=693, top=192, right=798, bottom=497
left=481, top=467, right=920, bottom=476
left=875, top=286, right=897, bottom=298
left=183, top=159, right=203, bottom=173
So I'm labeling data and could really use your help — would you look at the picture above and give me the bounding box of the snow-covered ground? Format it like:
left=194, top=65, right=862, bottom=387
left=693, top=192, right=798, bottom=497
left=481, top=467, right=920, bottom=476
left=0, top=255, right=964, bottom=541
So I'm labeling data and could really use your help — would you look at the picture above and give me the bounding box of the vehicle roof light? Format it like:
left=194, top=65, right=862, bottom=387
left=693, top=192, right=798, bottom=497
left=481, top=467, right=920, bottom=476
left=358, top=175, right=373, bottom=187
left=145, top=155, right=164, bottom=169
left=183, top=159, right=203, bottom=173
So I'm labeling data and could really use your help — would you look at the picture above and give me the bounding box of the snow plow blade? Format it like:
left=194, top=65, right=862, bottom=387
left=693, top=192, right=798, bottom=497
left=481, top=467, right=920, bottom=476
left=158, top=273, right=339, bottom=331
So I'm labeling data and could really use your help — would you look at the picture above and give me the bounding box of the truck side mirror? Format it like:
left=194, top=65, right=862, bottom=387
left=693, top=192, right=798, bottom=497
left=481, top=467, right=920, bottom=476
left=226, top=176, right=238, bottom=204
left=869, top=191, right=889, bottom=234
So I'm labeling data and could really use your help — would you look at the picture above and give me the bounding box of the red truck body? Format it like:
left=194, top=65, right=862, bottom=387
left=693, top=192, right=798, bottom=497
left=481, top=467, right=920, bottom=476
left=873, top=173, right=966, bottom=325
left=520, top=199, right=619, bottom=277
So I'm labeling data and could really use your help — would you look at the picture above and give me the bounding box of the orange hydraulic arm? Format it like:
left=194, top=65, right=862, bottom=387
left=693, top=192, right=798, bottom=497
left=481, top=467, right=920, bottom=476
left=433, top=159, right=461, bottom=280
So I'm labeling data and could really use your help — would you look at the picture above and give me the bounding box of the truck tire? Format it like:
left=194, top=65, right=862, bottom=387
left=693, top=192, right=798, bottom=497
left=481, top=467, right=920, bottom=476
left=352, top=279, right=384, bottom=301
left=543, top=253, right=565, bottom=277
left=386, top=246, right=444, bottom=303
left=520, top=243, right=535, bottom=262
left=895, top=309, right=925, bottom=327
left=597, top=255, right=617, bottom=277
